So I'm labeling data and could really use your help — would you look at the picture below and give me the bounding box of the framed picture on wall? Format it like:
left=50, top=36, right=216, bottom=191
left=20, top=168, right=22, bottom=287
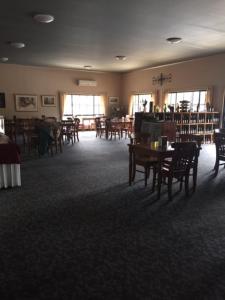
left=109, top=96, right=119, bottom=105
left=41, top=95, right=56, bottom=107
left=15, top=94, right=38, bottom=112
left=0, top=93, right=5, bottom=108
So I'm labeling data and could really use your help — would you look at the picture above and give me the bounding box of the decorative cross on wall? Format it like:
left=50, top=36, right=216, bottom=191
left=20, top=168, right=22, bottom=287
left=152, top=73, right=172, bottom=86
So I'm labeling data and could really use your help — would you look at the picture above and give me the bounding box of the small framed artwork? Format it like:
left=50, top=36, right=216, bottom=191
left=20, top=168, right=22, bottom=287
left=0, top=93, right=5, bottom=108
left=109, top=96, right=119, bottom=105
left=15, top=94, right=38, bottom=112
left=41, top=95, right=56, bottom=107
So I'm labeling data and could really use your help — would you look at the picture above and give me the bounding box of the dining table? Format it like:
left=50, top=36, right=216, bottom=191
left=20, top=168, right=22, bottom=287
left=128, top=141, right=174, bottom=198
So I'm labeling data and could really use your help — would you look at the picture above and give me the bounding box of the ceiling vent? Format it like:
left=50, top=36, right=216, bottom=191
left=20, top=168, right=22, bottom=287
left=77, top=79, right=97, bottom=87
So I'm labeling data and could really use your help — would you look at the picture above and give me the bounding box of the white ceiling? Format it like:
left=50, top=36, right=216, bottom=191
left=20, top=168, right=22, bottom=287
left=1, top=0, right=225, bottom=72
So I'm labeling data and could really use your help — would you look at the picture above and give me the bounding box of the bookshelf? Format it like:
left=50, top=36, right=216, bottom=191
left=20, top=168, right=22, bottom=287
left=135, top=112, right=220, bottom=143
left=154, top=112, right=220, bottom=143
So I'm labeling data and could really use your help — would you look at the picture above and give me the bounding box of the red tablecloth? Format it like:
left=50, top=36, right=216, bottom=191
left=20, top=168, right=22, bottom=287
left=0, top=144, right=21, bottom=164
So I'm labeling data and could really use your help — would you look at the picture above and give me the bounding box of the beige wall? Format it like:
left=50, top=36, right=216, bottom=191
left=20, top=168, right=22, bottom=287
left=121, top=52, right=225, bottom=113
left=0, top=63, right=122, bottom=119
left=2, top=52, right=225, bottom=120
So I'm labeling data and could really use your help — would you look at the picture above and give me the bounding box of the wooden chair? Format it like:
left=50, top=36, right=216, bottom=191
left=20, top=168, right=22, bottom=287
left=157, top=142, right=197, bottom=201
left=48, top=123, right=63, bottom=156
left=25, top=119, right=39, bottom=154
left=62, top=120, right=75, bottom=144
left=132, top=145, right=158, bottom=188
left=214, top=130, right=225, bottom=175
left=4, top=119, right=15, bottom=142
left=14, top=118, right=28, bottom=148
left=95, top=117, right=106, bottom=138
left=176, top=134, right=203, bottom=191
left=105, top=119, right=121, bottom=140
left=73, top=118, right=80, bottom=142
left=120, top=121, right=133, bottom=139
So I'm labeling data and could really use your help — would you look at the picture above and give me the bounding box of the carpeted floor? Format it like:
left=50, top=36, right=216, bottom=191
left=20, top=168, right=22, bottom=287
left=1, top=131, right=225, bottom=300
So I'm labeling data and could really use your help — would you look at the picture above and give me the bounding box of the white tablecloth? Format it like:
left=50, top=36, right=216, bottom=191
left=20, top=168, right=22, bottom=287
left=0, top=164, right=21, bottom=189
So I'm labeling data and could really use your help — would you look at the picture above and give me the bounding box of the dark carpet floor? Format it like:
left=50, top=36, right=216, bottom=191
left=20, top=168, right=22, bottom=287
left=1, top=132, right=225, bottom=300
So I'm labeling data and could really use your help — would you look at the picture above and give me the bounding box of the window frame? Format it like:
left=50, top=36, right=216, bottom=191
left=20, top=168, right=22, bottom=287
left=63, top=94, right=105, bottom=118
left=166, top=90, right=207, bottom=112
left=132, top=93, right=153, bottom=115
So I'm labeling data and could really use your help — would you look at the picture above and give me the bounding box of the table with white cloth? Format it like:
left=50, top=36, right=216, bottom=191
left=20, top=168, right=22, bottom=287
left=0, top=143, right=21, bottom=189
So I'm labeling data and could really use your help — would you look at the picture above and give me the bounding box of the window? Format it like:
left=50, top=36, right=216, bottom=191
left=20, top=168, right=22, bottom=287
left=63, top=94, right=105, bottom=117
left=166, top=90, right=207, bottom=112
left=132, top=94, right=153, bottom=115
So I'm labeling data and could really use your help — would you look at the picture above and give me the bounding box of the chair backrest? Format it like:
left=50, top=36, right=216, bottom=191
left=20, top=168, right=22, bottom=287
left=133, top=145, right=152, bottom=162
left=214, top=131, right=225, bottom=158
left=43, top=117, right=57, bottom=123
left=74, top=118, right=80, bottom=130
left=95, top=117, right=101, bottom=128
left=177, top=133, right=203, bottom=158
left=171, top=142, right=196, bottom=171
left=105, top=118, right=112, bottom=130
left=130, top=132, right=152, bottom=145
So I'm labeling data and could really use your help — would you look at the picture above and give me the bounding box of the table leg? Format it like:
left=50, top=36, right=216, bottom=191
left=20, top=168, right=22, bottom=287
left=157, top=155, right=163, bottom=199
left=129, top=145, right=133, bottom=186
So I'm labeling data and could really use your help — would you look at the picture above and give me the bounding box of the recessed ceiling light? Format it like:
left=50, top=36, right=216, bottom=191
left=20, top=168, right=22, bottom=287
left=166, top=37, right=182, bottom=44
left=84, top=65, right=92, bottom=70
left=0, top=57, right=8, bottom=62
left=115, top=55, right=127, bottom=61
left=33, top=14, right=55, bottom=23
left=10, top=42, right=25, bottom=48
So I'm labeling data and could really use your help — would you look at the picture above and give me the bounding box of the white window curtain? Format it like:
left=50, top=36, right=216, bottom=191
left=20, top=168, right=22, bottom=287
left=99, top=95, right=106, bottom=115
left=206, top=87, right=213, bottom=105
left=129, top=95, right=135, bottom=115
left=59, top=92, right=68, bottom=120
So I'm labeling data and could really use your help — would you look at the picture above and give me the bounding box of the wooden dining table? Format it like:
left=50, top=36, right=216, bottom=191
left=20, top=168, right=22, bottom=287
left=128, top=142, right=174, bottom=198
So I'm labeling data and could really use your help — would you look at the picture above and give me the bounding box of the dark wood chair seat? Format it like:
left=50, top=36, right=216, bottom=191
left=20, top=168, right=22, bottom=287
left=157, top=142, right=197, bottom=201
left=176, top=133, right=203, bottom=191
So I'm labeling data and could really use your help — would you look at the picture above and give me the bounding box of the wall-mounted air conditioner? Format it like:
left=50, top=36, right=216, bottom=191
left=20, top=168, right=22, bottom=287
left=77, top=80, right=97, bottom=87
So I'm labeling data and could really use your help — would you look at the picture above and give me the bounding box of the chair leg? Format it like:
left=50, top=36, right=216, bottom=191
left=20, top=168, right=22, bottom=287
left=132, top=164, right=136, bottom=182
left=185, top=175, right=189, bottom=196
left=144, top=166, right=148, bottom=187
left=147, top=167, right=150, bottom=178
left=157, top=172, right=162, bottom=199
left=179, top=177, right=183, bottom=191
left=168, top=176, right=173, bottom=201
left=193, top=166, right=197, bottom=191
left=59, top=139, right=63, bottom=153
left=214, top=159, right=219, bottom=175
left=152, top=166, right=157, bottom=192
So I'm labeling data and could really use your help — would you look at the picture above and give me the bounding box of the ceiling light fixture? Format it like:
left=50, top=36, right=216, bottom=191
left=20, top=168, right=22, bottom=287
left=0, top=57, right=8, bottom=62
left=10, top=42, right=25, bottom=48
left=84, top=65, right=92, bottom=70
left=115, top=55, right=127, bottom=61
left=33, top=14, right=55, bottom=23
left=166, top=37, right=182, bottom=44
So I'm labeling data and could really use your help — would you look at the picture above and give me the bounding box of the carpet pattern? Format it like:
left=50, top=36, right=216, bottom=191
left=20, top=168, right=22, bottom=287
left=0, top=132, right=225, bottom=299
